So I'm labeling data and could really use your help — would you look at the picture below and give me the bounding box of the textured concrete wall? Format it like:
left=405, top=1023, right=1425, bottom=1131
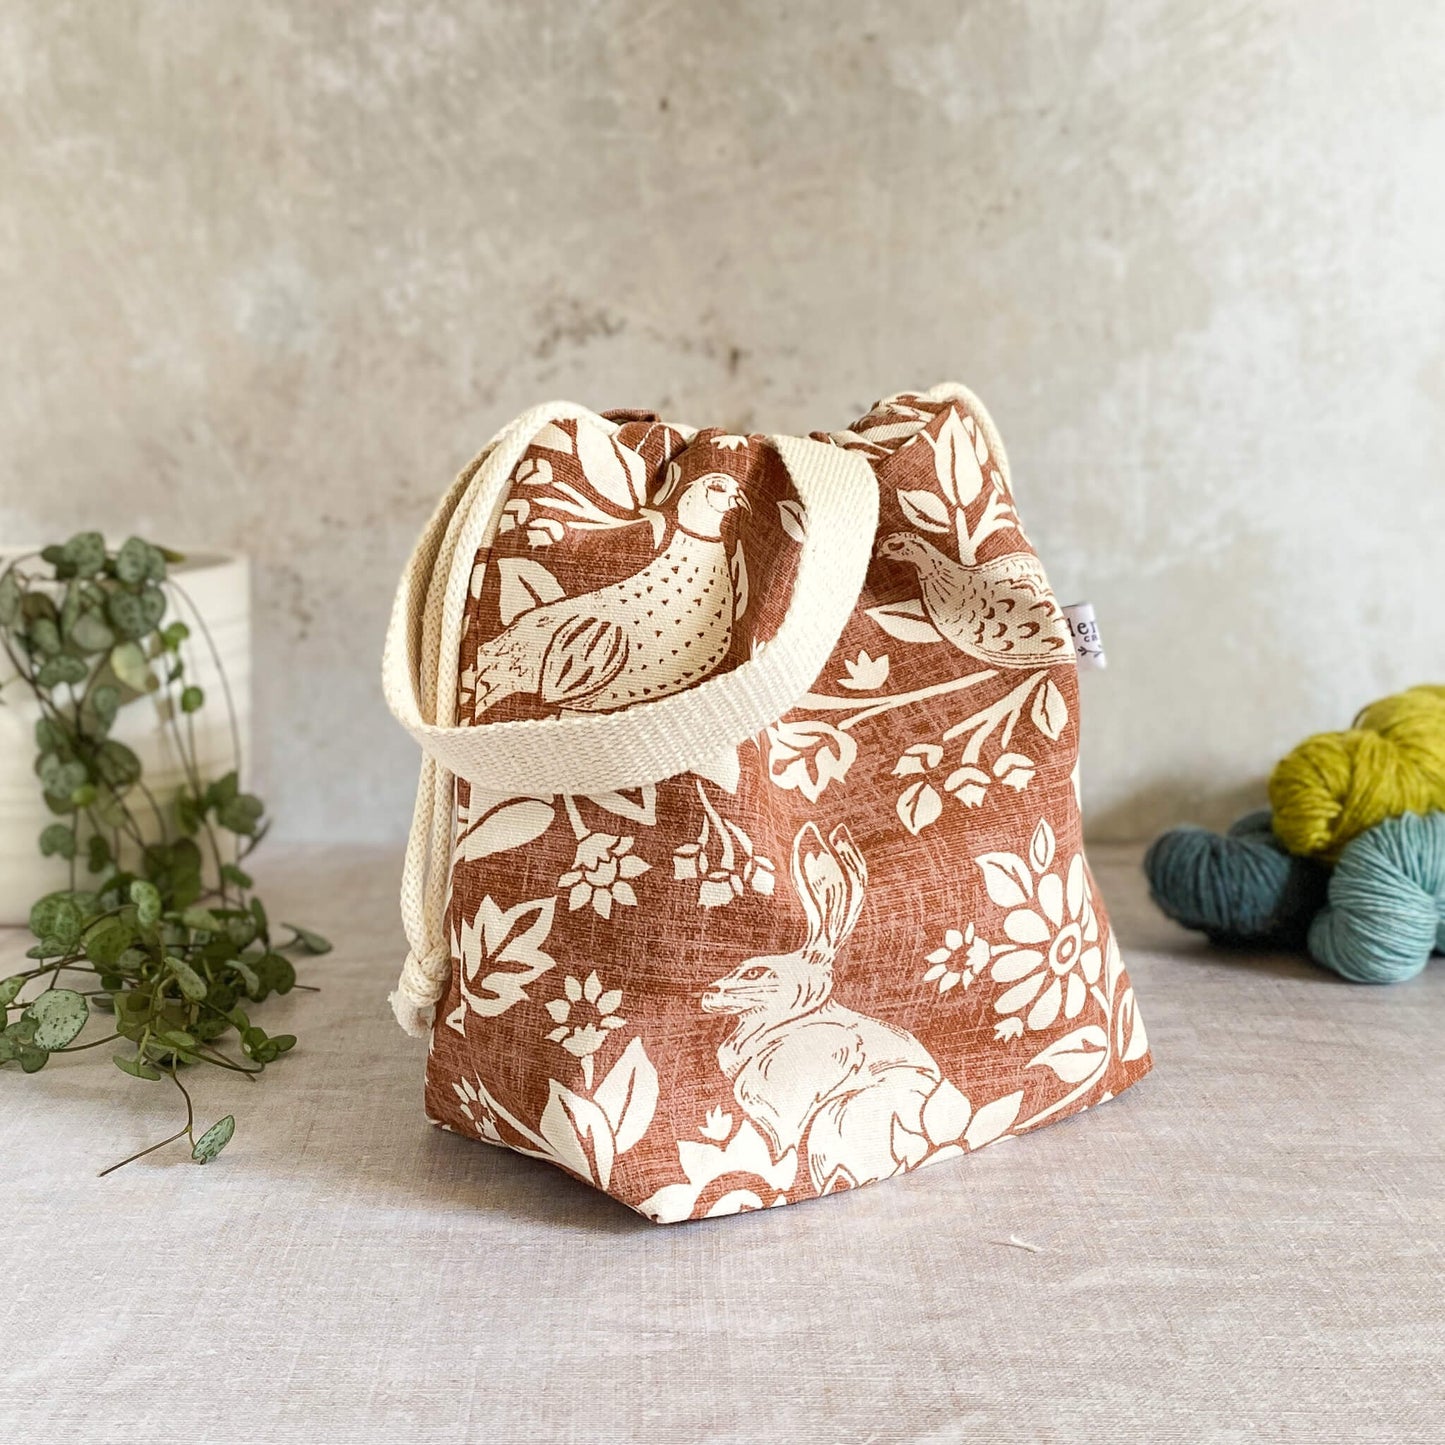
left=2, top=1, right=1442, bottom=842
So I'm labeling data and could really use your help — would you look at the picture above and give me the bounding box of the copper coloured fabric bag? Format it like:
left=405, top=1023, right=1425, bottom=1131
left=383, top=383, right=1152, bottom=1223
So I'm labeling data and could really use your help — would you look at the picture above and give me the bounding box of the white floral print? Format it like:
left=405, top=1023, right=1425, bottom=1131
left=545, top=971, right=626, bottom=1087
left=922, top=922, right=991, bottom=994
left=980, top=820, right=1102, bottom=1038
left=559, top=833, right=649, bottom=919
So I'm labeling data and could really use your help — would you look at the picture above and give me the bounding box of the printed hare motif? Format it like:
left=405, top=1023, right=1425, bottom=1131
left=473, top=471, right=749, bottom=715
left=704, top=823, right=969, bottom=1194
left=877, top=532, right=1072, bottom=669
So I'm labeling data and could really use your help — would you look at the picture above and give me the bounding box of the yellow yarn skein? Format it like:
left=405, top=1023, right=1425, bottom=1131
left=1269, top=685, right=1445, bottom=860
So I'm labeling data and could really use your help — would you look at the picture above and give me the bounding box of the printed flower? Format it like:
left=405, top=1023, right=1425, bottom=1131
left=838, top=649, right=890, bottom=691
left=559, top=833, right=649, bottom=919
left=892, top=743, right=943, bottom=778
left=983, top=823, right=1102, bottom=1035
left=992, top=752, right=1036, bottom=792
left=673, top=786, right=776, bottom=908
left=763, top=718, right=857, bottom=803
left=944, top=763, right=990, bottom=808
left=922, top=922, right=992, bottom=994
left=451, top=1077, right=502, bottom=1142
left=711, top=434, right=749, bottom=451
left=699, top=1107, right=733, bottom=1142
left=545, top=971, right=626, bottom=1086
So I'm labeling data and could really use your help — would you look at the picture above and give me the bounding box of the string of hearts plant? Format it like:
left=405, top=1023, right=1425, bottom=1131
left=0, top=535, right=329, bottom=1173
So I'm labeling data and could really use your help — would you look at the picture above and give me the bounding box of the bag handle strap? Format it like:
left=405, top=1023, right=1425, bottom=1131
left=383, top=401, right=878, bottom=1035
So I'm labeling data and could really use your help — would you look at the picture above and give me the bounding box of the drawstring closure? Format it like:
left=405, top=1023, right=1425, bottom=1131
left=385, top=402, right=608, bottom=1036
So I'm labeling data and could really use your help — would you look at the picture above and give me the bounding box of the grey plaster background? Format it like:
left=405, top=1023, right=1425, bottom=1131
left=2, top=1, right=1441, bottom=842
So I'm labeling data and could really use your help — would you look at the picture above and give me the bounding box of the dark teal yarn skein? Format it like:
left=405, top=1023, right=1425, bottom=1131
left=1143, top=809, right=1330, bottom=947
left=1308, top=811, right=1445, bottom=983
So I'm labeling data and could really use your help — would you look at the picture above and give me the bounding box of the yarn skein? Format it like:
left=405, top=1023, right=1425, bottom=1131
left=1269, top=685, right=1445, bottom=861
left=1143, top=809, right=1330, bottom=948
left=1308, top=811, right=1445, bottom=984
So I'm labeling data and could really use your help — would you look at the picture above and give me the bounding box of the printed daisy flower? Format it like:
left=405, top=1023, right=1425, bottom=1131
left=559, top=833, right=649, bottom=919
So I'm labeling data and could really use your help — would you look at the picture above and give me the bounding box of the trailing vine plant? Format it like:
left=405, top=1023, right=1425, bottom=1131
left=0, top=535, right=328, bottom=1172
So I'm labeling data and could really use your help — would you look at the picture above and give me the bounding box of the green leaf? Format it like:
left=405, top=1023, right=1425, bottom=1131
left=216, top=794, right=264, bottom=836
left=84, top=916, right=137, bottom=967
left=27, top=988, right=88, bottom=1050
left=161, top=620, right=190, bottom=650
left=256, top=952, right=295, bottom=995
left=180, top=906, right=221, bottom=932
left=191, top=1115, right=235, bottom=1163
left=284, top=924, right=332, bottom=956
left=180, top=685, right=204, bottom=713
left=0, top=975, right=25, bottom=1007
left=139, top=586, right=166, bottom=628
left=69, top=609, right=116, bottom=653
left=29, top=893, right=82, bottom=946
left=109, top=641, right=154, bottom=693
left=0, top=567, right=20, bottom=625
left=165, top=954, right=209, bottom=1000
left=35, top=654, right=89, bottom=689
left=271, top=1033, right=296, bottom=1054
left=61, top=532, right=107, bottom=576
left=29, top=616, right=61, bottom=656
left=114, top=537, right=151, bottom=585
left=87, top=833, right=112, bottom=873
left=130, top=880, right=162, bottom=926
left=39, top=822, right=76, bottom=859
left=113, top=1052, right=162, bottom=1081
left=220, top=862, right=253, bottom=889
left=106, top=591, right=147, bottom=640
left=90, top=683, right=120, bottom=727
left=95, top=740, right=142, bottom=788
left=233, top=960, right=263, bottom=999
left=34, top=717, right=63, bottom=751
left=18, top=1044, right=48, bottom=1073
left=39, top=755, right=87, bottom=799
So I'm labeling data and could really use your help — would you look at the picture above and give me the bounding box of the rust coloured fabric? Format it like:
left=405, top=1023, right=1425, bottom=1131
left=416, top=388, right=1152, bottom=1222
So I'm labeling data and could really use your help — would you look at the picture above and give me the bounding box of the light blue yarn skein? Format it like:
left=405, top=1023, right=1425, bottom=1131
left=1308, top=811, right=1445, bottom=983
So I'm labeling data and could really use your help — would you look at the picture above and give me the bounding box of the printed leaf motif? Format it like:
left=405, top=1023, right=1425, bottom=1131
left=763, top=719, right=857, bottom=803
left=1117, top=986, right=1149, bottom=1062
left=926, top=408, right=984, bottom=508
left=865, top=598, right=945, bottom=644
left=976, top=851, right=1034, bottom=909
left=963, top=1089, right=1023, bottom=1150
left=731, top=542, right=749, bottom=621
left=838, top=650, right=889, bottom=691
left=532, top=421, right=574, bottom=454
left=897, top=489, right=952, bottom=534
left=455, top=798, right=556, bottom=865
left=496, top=557, right=564, bottom=626
left=893, top=743, right=943, bottom=777
left=575, top=424, right=647, bottom=511
left=1028, top=819, right=1056, bottom=875
left=451, top=896, right=557, bottom=1023
left=896, top=781, right=943, bottom=836
left=1030, top=678, right=1068, bottom=741
left=1027, top=1025, right=1108, bottom=1084
left=539, top=1080, right=616, bottom=1190
left=592, top=1037, right=659, bottom=1154
left=777, top=498, right=807, bottom=542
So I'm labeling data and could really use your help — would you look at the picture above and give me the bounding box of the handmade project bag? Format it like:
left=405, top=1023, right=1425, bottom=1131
left=384, top=383, right=1152, bottom=1222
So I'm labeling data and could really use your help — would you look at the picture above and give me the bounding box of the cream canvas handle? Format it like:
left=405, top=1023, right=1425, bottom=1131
left=383, top=401, right=879, bottom=1035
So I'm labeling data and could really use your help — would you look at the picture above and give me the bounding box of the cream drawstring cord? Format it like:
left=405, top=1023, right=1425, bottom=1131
left=382, top=403, right=881, bottom=1037
left=384, top=402, right=608, bottom=1036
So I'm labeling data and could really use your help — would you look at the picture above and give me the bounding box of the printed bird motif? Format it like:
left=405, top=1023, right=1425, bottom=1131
left=472, top=472, right=749, bottom=715
left=876, top=532, right=1072, bottom=669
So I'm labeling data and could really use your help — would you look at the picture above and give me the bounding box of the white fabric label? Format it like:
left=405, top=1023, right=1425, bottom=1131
left=1063, top=601, right=1107, bottom=671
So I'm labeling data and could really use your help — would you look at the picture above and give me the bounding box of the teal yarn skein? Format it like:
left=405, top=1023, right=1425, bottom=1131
left=1308, top=811, right=1445, bottom=983
left=1143, top=810, right=1330, bottom=948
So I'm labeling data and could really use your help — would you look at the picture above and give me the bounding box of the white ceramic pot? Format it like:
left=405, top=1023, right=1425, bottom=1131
left=0, top=549, right=251, bottom=924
